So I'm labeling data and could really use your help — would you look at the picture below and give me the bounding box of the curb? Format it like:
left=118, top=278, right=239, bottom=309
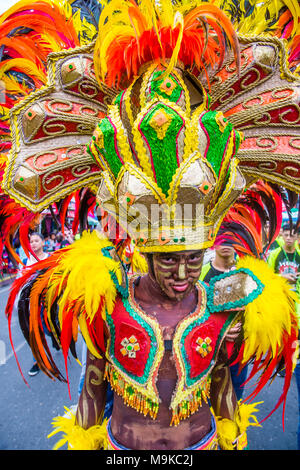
left=0, top=274, right=16, bottom=288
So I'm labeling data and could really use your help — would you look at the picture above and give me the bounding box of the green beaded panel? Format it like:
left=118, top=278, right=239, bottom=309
left=200, top=111, right=241, bottom=177
left=148, top=71, right=183, bottom=103
left=89, top=118, right=124, bottom=178
left=139, top=102, right=185, bottom=197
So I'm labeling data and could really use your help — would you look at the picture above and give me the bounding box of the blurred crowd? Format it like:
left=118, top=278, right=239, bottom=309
left=0, top=228, right=76, bottom=281
left=43, top=228, right=75, bottom=253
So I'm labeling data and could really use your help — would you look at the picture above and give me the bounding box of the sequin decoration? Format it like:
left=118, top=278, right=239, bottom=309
left=138, top=102, right=185, bottom=196
left=149, top=71, right=183, bottom=103
left=149, top=109, right=172, bottom=140
left=120, top=335, right=140, bottom=358
left=196, top=336, right=212, bottom=357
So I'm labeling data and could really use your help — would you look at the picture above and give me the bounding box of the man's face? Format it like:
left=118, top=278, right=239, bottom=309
left=30, top=235, right=44, bottom=254
left=282, top=230, right=297, bottom=250
left=151, top=250, right=204, bottom=301
left=215, top=244, right=235, bottom=258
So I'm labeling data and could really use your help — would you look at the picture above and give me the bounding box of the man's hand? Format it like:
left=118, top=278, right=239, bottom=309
left=281, top=272, right=297, bottom=284
left=226, top=322, right=242, bottom=342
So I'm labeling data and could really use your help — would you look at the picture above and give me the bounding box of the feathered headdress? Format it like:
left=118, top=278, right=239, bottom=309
left=93, top=0, right=240, bottom=87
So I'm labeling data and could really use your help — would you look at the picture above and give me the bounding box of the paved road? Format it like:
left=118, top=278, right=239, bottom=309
left=0, top=282, right=84, bottom=450
left=0, top=281, right=298, bottom=450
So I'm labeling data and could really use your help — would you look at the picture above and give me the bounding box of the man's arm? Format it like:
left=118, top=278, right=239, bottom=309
left=210, top=343, right=254, bottom=450
left=76, top=350, right=108, bottom=429
left=210, top=343, right=237, bottom=420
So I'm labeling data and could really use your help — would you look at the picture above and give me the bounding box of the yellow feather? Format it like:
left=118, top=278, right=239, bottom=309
left=236, top=256, right=298, bottom=362
left=47, top=231, right=119, bottom=320
left=286, top=0, right=300, bottom=36
left=163, top=11, right=184, bottom=78
left=94, top=24, right=133, bottom=82
left=48, top=406, right=108, bottom=450
left=72, top=11, right=97, bottom=45
left=38, top=33, right=62, bottom=53
left=215, top=400, right=261, bottom=450
left=0, top=105, right=10, bottom=121
left=215, top=416, right=238, bottom=450
left=131, top=248, right=148, bottom=274
left=78, top=315, right=102, bottom=359
left=0, top=59, right=46, bottom=83
left=1, top=75, right=28, bottom=95
left=140, top=0, right=161, bottom=45
left=0, top=0, right=53, bottom=23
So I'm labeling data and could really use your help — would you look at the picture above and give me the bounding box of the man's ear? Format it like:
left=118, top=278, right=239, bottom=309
left=145, top=253, right=154, bottom=277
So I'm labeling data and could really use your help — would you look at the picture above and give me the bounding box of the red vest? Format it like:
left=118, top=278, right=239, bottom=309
left=104, top=278, right=238, bottom=424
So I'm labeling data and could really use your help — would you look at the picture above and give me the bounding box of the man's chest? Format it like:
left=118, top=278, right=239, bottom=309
left=104, top=283, right=237, bottom=425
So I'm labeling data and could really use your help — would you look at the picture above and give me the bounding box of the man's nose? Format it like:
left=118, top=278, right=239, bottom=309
left=177, top=262, right=187, bottom=280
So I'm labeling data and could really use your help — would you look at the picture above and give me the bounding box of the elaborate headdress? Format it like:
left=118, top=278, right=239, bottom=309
left=1, top=0, right=300, bottom=257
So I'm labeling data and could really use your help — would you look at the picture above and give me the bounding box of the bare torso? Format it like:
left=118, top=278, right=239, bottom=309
left=77, top=257, right=237, bottom=450
left=110, top=276, right=212, bottom=450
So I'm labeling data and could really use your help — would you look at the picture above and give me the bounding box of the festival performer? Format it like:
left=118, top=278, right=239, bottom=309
left=1, top=0, right=300, bottom=451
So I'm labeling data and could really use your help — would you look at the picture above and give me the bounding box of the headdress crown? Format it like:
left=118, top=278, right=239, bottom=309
left=89, top=63, right=244, bottom=252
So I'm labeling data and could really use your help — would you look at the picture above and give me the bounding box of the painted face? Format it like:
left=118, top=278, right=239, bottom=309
left=152, top=250, right=204, bottom=300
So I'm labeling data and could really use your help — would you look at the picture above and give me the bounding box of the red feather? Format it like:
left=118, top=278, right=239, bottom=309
left=61, top=305, right=75, bottom=398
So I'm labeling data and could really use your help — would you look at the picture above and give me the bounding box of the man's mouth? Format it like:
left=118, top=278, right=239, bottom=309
left=172, top=282, right=189, bottom=292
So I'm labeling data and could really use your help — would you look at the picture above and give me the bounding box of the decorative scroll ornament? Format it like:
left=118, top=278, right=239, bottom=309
left=2, top=42, right=118, bottom=211
left=198, top=36, right=300, bottom=192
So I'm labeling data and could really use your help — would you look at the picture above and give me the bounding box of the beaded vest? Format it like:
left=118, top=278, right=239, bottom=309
left=104, top=276, right=245, bottom=425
